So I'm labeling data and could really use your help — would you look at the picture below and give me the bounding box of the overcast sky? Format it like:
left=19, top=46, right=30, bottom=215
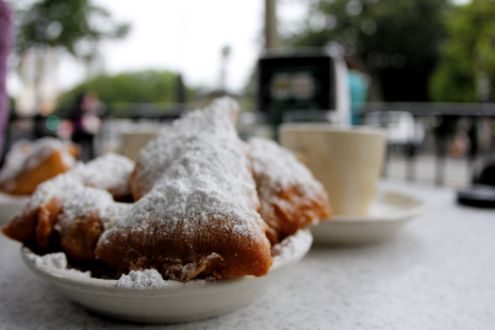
left=5, top=0, right=306, bottom=99
left=9, top=0, right=470, bottom=97
left=63, top=0, right=306, bottom=93
left=78, top=0, right=470, bottom=93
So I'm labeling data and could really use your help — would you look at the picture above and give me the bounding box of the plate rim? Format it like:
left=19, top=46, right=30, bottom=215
left=317, top=189, right=426, bottom=224
left=21, top=229, right=313, bottom=296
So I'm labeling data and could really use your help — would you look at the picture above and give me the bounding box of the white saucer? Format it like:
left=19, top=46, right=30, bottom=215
left=0, top=193, right=28, bottom=224
left=21, top=229, right=312, bottom=324
left=312, top=190, right=425, bottom=245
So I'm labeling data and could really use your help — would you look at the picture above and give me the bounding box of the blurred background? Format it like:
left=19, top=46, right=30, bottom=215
left=1, top=0, right=495, bottom=188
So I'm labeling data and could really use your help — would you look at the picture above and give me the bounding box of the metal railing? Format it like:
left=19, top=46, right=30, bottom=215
left=362, top=102, right=495, bottom=186
left=3, top=102, right=495, bottom=187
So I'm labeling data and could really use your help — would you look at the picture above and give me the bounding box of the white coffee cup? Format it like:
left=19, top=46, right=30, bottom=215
left=120, top=130, right=159, bottom=161
left=280, top=123, right=386, bottom=216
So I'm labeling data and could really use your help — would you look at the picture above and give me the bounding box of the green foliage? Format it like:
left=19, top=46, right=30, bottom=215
left=14, top=0, right=129, bottom=56
left=12, top=0, right=130, bottom=114
left=430, top=0, right=495, bottom=102
left=287, top=0, right=450, bottom=101
left=57, top=70, right=196, bottom=115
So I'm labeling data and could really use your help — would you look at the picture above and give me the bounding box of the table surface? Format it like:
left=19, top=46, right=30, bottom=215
left=1, top=181, right=494, bottom=330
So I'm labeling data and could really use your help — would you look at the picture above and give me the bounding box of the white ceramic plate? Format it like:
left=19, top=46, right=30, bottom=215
left=0, top=193, right=28, bottom=224
left=312, top=190, right=425, bottom=245
left=21, top=229, right=312, bottom=324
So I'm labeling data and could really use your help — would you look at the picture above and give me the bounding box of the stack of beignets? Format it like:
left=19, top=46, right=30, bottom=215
left=2, top=154, right=134, bottom=261
left=2, top=98, right=330, bottom=281
left=0, top=138, right=79, bottom=195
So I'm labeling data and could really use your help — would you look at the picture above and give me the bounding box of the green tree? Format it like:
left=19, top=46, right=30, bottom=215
left=57, top=70, right=196, bottom=116
left=13, top=0, right=130, bottom=112
left=15, top=0, right=129, bottom=56
left=430, top=0, right=495, bottom=102
left=287, top=0, right=450, bottom=101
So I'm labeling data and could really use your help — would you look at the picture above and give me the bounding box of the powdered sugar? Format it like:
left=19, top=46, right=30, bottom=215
left=26, top=250, right=91, bottom=278
left=74, top=154, right=134, bottom=196
left=55, top=186, right=131, bottom=230
left=100, top=98, right=265, bottom=244
left=116, top=269, right=168, bottom=289
left=27, top=154, right=134, bottom=230
left=248, top=137, right=325, bottom=199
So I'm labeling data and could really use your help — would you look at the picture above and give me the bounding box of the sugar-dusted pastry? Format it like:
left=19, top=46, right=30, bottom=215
left=2, top=154, right=134, bottom=261
left=0, top=138, right=79, bottom=195
left=248, top=138, right=331, bottom=244
left=3, top=98, right=331, bottom=283
left=97, top=99, right=272, bottom=280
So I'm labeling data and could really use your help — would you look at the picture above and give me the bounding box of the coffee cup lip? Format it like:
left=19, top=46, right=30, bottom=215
left=279, top=123, right=386, bottom=137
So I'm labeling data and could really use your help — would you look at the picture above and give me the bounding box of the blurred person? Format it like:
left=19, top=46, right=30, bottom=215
left=0, top=0, right=11, bottom=166
left=467, top=119, right=479, bottom=162
left=345, top=55, right=370, bottom=126
left=33, top=113, right=55, bottom=139
left=70, top=90, right=102, bottom=161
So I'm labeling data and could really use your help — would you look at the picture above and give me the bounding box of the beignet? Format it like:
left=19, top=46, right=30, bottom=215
left=98, top=98, right=272, bottom=280
left=248, top=138, right=331, bottom=243
left=0, top=138, right=79, bottom=195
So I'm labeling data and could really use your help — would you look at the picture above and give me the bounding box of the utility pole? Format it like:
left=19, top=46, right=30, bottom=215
left=264, top=0, right=279, bottom=50
left=219, top=45, right=231, bottom=91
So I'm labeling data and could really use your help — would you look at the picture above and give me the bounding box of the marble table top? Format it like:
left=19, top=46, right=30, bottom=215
left=1, top=181, right=494, bottom=330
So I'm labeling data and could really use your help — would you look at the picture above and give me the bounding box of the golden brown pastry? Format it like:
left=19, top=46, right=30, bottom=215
left=98, top=99, right=272, bottom=280
left=2, top=154, right=134, bottom=260
left=0, top=138, right=79, bottom=195
left=3, top=98, right=330, bottom=282
left=248, top=138, right=331, bottom=244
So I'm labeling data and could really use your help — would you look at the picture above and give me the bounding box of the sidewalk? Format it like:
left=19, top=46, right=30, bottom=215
left=385, top=154, right=471, bottom=188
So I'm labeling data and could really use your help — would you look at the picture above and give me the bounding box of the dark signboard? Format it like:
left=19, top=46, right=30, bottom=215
left=257, top=53, right=336, bottom=124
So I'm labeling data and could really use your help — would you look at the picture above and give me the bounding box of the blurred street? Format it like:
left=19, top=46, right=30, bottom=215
left=386, top=154, right=471, bottom=188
